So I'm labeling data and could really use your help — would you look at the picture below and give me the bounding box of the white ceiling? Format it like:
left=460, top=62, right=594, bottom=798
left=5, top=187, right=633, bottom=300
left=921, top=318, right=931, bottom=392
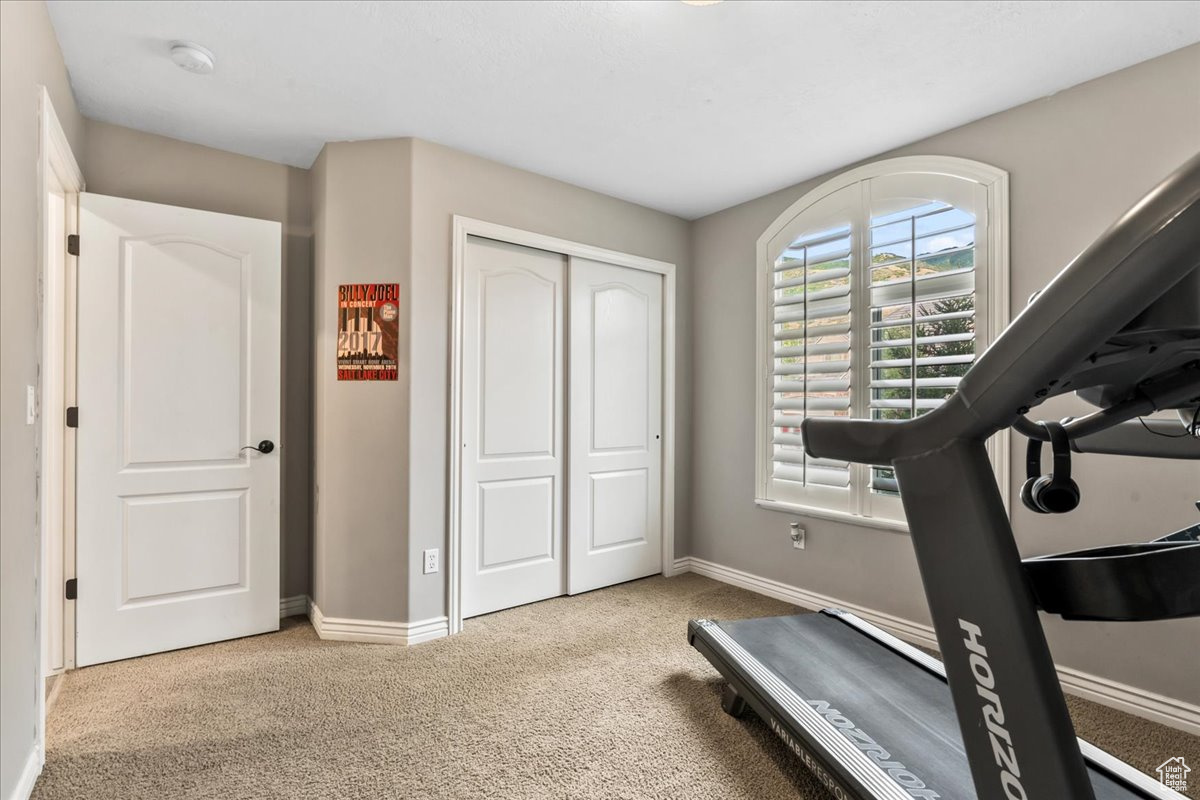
left=47, top=1, right=1200, bottom=219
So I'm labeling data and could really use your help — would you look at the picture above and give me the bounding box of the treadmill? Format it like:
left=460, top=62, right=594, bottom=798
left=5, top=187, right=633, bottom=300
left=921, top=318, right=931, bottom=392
left=689, top=151, right=1200, bottom=800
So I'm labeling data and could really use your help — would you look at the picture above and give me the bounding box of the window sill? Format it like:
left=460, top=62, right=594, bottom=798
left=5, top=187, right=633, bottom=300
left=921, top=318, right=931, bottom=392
left=754, top=498, right=909, bottom=534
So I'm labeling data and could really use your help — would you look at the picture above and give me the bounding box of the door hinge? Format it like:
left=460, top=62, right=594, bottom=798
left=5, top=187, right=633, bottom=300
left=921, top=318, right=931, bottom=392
left=66, top=406, right=78, bottom=428
left=65, top=578, right=77, bottom=600
left=67, top=234, right=79, bottom=257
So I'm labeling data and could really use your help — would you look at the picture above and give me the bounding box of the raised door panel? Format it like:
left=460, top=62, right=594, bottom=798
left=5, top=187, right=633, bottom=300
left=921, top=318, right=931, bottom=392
left=591, top=285, right=650, bottom=452
left=122, top=490, right=246, bottom=603
left=123, top=239, right=245, bottom=466
left=478, top=478, right=555, bottom=570
left=590, top=469, right=649, bottom=551
left=481, top=271, right=557, bottom=459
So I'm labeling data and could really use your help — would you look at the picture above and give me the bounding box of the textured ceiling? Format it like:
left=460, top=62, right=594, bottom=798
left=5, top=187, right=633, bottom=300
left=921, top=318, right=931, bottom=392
left=46, top=1, right=1200, bottom=218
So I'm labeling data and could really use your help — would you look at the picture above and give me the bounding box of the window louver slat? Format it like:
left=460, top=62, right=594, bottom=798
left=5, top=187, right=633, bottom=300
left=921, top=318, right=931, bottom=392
left=774, top=359, right=851, bottom=376
left=776, top=397, right=851, bottom=412
left=775, top=340, right=852, bottom=358
left=774, top=298, right=851, bottom=325
left=868, top=332, right=974, bottom=349
left=869, top=268, right=975, bottom=294
left=771, top=450, right=849, bottom=469
left=775, top=267, right=852, bottom=290
left=771, top=448, right=807, bottom=465
left=773, top=464, right=850, bottom=488
left=868, top=398, right=949, bottom=410
left=775, top=249, right=852, bottom=273
left=869, top=354, right=974, bottom=369
left=774, top=321, right=851, bottom=341
left=870, top=377, right=961, bottom=389
left=775, top=228, right=851, bottom=264
left=774, top=377, right=850, bottom=392
left=774, top=283, right=851, bottom=307
left=870, top=230, right=974, bottom=257
left=869, top=309, right=972, bottom=329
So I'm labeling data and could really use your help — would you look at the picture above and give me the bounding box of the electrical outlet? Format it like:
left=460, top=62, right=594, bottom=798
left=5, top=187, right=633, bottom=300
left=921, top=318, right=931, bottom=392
left=789, top=522, right=806, bottom=550
left=423, top=548, right=439, bottom=574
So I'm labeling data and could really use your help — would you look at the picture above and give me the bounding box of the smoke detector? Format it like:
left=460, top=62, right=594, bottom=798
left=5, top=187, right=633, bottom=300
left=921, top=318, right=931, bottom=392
left=170, top=42, right=215, bottom=75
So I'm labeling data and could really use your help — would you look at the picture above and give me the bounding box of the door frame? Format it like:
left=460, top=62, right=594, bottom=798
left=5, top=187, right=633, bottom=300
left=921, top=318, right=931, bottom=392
left=448, top=216, right=678, bottom=635
left=37, top=85, right=84, bottom=764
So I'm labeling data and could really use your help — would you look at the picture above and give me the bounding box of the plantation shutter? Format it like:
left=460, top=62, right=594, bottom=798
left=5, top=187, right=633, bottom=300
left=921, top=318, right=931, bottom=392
left=761, top=166, right=995, bottom=517
left=771, top=217, right=854, bottom=491
left=867, top=200, right=978, bottom=494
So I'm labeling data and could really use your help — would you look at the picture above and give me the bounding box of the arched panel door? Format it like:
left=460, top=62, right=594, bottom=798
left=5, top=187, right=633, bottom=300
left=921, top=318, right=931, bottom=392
left=460, top=236, right=567, bottom=617
left=567, top=257, right=663, bottom=594
left=76, top=193, right=281, bottom=666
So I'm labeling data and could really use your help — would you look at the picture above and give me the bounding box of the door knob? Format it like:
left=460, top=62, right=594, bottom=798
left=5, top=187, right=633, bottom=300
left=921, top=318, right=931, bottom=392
left=241, top=440, right=275, bottom=455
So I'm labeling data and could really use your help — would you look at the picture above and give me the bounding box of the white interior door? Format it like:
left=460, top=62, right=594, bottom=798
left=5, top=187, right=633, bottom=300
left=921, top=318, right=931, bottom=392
left=461, top=236, right=566, bottom=618
left=75, top=193, right=281, bottom=666
left=568, top=257, right=663, bottom=594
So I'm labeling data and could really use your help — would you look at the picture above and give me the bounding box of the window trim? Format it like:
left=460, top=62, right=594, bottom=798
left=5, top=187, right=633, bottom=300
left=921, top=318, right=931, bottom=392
left=755, top=155, right=1010, bottom=529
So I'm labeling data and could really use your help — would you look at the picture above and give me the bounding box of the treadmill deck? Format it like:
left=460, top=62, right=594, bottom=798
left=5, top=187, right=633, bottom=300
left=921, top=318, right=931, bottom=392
left=688, top=612, right=1175, bottom=800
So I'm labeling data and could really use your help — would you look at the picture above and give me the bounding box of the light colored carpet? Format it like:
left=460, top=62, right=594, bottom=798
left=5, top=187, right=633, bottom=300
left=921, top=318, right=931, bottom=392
left=34, top=574, right=1198, bottom=799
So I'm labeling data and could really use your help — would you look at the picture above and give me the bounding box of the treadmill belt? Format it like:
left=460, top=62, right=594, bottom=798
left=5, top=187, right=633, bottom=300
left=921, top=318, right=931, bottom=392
left=702, top=613, right=1157, bottom=800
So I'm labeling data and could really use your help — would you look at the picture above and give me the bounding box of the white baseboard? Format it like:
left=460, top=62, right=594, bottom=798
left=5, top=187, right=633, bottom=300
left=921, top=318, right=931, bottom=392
left=8, top=743, right=42, bottom=800
left=404, top=616, right=453, bottom=645
left=1056, top=665, right=1200, bottom=736
left=675, top=556, right=1200, bottom=736
left=308, top=601, right=449, bottom=646
left=279, top=594, right=310, bottom=618
left=662, top=559, right=688, bottom=578
left=677, top=557, right=939, bottom=649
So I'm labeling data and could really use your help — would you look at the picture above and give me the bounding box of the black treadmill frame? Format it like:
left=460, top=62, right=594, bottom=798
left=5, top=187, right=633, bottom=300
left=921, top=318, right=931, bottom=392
left=794, top=153, right=1200, bottom=800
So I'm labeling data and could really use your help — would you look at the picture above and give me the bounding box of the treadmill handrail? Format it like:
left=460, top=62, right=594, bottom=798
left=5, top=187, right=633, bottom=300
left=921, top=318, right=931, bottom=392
left=957, top=152, right=1200, bottom=428
left=1014, top=367, right=1200, bottom=444
left=803, top=153, right=1200, bottom=464
left=1069, top=418, right=1200, bottom=459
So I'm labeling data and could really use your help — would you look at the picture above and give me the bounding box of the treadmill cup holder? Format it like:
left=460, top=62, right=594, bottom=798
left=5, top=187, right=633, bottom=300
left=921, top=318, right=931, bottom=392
left=1023, top=525, right=1200, bottom=621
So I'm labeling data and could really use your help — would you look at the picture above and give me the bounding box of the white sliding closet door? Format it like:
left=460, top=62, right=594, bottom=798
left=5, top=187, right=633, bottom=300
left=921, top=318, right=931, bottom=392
left=567, top=258, right=663, bottom=594
left=461, top=237, right=566, bottom=618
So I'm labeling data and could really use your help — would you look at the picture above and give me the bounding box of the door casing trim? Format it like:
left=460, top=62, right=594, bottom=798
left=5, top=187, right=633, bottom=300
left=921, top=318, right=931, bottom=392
left=37, top=84, right=84, bottom=784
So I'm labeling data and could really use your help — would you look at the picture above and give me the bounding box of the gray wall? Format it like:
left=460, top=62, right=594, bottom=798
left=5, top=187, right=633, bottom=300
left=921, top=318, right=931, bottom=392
left=310, top=139, right=413, bottom=621
left=407, top=138, right=692, bottom=622
left=308, top=137, right=689, bottom=623
left=0, top=1, right=86, bottom=796
left=83, top=121, right=314, bottom=600
left=688, top=44, right=1200, bottom=702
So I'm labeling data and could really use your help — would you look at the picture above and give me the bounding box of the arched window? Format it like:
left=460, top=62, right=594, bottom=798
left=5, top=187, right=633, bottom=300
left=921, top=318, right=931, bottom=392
left=755, top=156, right=1009, bottom=527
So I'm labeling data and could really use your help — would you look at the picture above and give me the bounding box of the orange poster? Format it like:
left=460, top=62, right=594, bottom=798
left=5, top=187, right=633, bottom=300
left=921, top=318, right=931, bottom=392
left=337, top=283, right=399, bottom=381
